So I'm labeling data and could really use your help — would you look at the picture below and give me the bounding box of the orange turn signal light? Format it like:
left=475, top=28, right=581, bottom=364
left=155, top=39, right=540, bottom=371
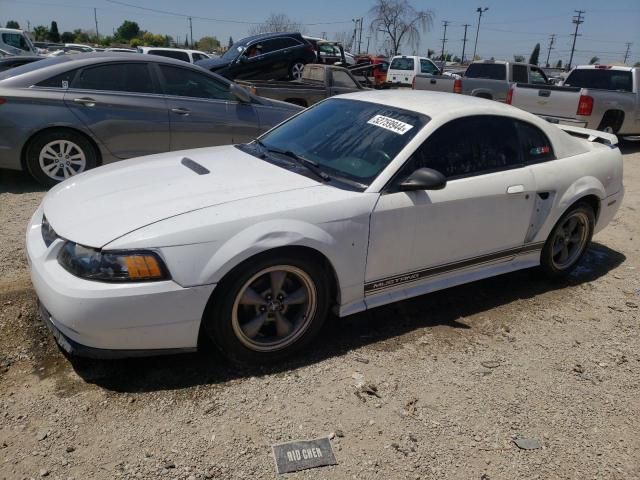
left=124, top=255, right=163, bottom=280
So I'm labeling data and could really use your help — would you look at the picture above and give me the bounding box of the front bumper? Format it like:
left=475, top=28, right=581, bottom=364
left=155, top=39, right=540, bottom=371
left=26, top=206, right=216, bottom=354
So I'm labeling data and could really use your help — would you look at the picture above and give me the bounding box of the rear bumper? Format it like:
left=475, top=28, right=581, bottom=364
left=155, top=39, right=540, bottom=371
left=538, top=115, right=588, bottom=128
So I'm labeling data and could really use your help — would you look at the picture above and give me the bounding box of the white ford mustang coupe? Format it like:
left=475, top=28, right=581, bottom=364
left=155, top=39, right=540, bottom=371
left=27, top=91, right=624, bottom=364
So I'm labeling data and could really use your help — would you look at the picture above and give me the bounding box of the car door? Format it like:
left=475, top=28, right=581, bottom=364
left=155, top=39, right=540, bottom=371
left=63, top=62, right=171, bottom=159
left=365, top=115, right=536, bottom=297
left=157, top=64, right=259, bottom=148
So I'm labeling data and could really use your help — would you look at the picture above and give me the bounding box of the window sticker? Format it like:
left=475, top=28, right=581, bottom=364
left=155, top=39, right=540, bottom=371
left=367, top=115, right=414, bottom=135
left=530, top=146, right=550, bottom=155
left=61, top=80, right=69, bottom=89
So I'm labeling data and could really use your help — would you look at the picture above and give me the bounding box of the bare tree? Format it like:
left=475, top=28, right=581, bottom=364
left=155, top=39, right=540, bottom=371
left=369, top=0, right=433, bottom=56
left=333, top=31, right=354, bottom=50
left=249, top=13, right=306, bottom=35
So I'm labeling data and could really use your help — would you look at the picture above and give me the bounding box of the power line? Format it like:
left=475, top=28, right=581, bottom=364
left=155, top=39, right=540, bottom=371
left=461, top=24, right=471, bottom=64
left=545, top=34, right=556, bottom=67
left=568, top=10, right=585, bottom=70
left=440, top=20, right=450, bottom=60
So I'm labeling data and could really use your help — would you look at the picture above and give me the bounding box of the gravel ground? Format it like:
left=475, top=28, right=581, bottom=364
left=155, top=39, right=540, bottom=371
left=0, top=143, right=639, bottom=480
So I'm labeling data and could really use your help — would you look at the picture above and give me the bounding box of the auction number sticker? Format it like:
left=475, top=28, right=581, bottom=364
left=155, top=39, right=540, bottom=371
left=367, top=115, right=413, bottom=135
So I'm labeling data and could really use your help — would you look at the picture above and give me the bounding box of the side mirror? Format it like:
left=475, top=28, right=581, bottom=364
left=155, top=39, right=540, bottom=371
left=238, top=55, right=248, bottom=64
left=399, top=168, right=447, bottom=191
left=230, top=83, right=251, bottom=103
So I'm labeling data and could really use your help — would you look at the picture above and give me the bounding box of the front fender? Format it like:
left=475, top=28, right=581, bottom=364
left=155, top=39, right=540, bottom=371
left=201, top=219, right=337, bottom=285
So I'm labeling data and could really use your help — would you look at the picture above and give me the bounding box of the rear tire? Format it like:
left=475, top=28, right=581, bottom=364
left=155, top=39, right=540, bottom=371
left=202, top=252, right=330, bottom=365
left=25, top=129, right=98, bottom=187
left=540, top=203, right=595, bottom=278
left=597, top=110, right=624, bottom=134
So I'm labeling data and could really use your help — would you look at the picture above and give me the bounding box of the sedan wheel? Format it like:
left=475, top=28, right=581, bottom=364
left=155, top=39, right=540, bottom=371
left=540, top=202, right=595, bottom=277
left=204, top=253, right=330, bottom=365
left=290, top=62, right=305, bottom=80
left=38, top=140, right=87, bottom=182
left=232, top=266, right=317, bottom=352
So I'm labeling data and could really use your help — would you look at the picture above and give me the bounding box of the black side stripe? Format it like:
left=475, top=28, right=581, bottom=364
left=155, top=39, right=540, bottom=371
left=364, top=241, right=544, bottom=294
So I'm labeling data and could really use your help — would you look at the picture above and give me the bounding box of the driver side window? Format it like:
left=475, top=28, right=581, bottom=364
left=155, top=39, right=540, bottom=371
left=400, top=116, right=523, bottom=180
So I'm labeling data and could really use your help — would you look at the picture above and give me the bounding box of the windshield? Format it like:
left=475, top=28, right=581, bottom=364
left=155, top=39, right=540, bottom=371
left=254, top=98, right=429, bottom=188
left=565, top=69, right=633, bottom=92
left=221, top=41, right=246, bottom=61
left=390, top=57, right=414, bottom=71
left=464, top=63, right=506, bottom=80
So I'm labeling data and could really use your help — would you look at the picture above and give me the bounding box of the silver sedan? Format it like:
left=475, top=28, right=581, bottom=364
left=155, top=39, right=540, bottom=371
left=0, top=53, right=302, bottom=186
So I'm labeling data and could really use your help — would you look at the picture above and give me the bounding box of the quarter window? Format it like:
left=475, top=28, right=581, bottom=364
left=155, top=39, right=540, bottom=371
left=159, top=65, right=232, bottom=100
left=72, top=63, right=156, bottom=94
left=515, top=120, right=555, bottom=163
left=405, top=116, right=522, bottom=179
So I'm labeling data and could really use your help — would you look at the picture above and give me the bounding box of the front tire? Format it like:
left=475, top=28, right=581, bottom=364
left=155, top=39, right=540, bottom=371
left=203, top=253, right=330, bottom=365
left=25, top=129, right=98, bottom=187
left=540, top=203, right=595, bottom=278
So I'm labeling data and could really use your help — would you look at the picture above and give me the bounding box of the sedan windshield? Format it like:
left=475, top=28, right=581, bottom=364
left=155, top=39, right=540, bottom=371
left=255, top=98, right=429, bottom=187
left=221, top=42, right=246, bottom=61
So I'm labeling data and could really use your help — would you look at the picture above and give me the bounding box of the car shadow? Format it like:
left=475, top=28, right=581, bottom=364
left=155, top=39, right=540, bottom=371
left=0, top=169, right=46, bottom=194
left=619, top=138, right=640, bottom=154
left=67, top=242, right=625, bottom=393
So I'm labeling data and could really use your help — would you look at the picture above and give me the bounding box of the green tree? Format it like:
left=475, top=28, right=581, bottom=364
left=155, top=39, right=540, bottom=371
left=48, top=21, right=60, bottom=43
left=555, top=59, right=562, bottom=68
left=635, top=61, right=640, bottom=67
left=514, top=55, right=525, bottom=63
left=228, top=36, right=234, bottom=49
left=116, top=20, right=140, bottom=41
left=60, top=31, right=74, bottom=43
left=32, top=25, right=49, bottom=41
left=197, top=36, right=220, bottom=52
left=427, top=48, right=435, bottom=58
left=528, top=43, right=540, bottom=65
left=5, top=20, right=20, bottom=29
left=73, top=29, right=90, bottom=43
left=589, top=56, right=599, bottom=64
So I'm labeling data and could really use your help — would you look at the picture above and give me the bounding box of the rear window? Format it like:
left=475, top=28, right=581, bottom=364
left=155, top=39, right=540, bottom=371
left=564, top=69, right=633, bottom=92
left=464, top=63, right=507, bottom=80
left=148, top=49, right=190, bottom=63
left=390, top=57, right=415, bottom=71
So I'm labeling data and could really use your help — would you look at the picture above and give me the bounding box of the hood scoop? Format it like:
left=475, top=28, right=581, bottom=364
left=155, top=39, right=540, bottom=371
left=181, top=157, right=210, bottom=175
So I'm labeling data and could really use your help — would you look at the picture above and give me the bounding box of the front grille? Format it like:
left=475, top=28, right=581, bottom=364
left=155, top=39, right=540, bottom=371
left=41, top=215, right=58, bottom=247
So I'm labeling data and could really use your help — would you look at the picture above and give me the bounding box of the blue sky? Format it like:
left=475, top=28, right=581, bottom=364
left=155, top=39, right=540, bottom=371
left=1, top=0, right=638, bottom=65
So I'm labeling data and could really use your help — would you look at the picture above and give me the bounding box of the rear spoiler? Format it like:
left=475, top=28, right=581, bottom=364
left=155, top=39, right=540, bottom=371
left=557, top=124, right=618, bottom=147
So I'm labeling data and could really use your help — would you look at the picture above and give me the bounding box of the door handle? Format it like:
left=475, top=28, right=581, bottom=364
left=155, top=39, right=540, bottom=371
left=171, top=107, right=191, bottom=116
left=73, top=97, right=96, bottom=107
left=507, top=185, right=525, bottom=194
left=430, top=79, right=436, bottom=84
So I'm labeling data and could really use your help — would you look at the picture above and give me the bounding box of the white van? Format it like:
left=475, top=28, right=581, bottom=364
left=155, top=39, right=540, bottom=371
left=137, top=47, right=211, bottom=64
left=387, top=55, right=440, bottom=86
left=0, top=28, right=38, bottom=56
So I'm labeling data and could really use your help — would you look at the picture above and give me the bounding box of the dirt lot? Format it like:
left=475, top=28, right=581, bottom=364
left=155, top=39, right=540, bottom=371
left=1, top=143, right=639, bottom=480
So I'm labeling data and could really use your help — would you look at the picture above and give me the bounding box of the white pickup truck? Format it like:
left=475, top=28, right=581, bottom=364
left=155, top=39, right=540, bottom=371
left=508, top=65, right=640, bottom=136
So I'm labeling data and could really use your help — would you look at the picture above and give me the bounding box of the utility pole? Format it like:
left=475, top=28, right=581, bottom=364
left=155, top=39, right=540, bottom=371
left=357, top=17, right=363, bottom=54
left=27, top=20, right=31, bottom=32
left=366, top=35, right=370, bottom=54
left=461, top=23, right=470, bottom=64
left=623, top=42, right=632, bottom=64
left=94, top=8, right=99, bottom=41
left=472, top=7, right=489, bottom=61
left=440, top=20, right=450, bottom=61
left=567, top=10, right=585, bottom=70
left=188, top=16, right=193, bottom=49
left=545, top=34, right=556, bottom=67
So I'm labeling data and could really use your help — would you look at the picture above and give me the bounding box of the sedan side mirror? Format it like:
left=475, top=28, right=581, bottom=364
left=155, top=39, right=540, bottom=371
left=230, top=83, right=251, bottom=103
left=399, top=168, right=447, bottom=191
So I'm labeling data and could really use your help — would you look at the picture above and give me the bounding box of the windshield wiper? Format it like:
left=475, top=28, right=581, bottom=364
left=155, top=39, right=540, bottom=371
left=255, top=140, right=330, bottom=182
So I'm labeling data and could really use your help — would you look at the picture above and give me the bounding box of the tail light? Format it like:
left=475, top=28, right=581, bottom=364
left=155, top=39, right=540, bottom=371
left=577, top=94, right=594, bottom=116
left=453, top=79, right=462, bottom=94
left=506, top=86, right=514, bottom=104
left=0, top=98, right=6, bottom=105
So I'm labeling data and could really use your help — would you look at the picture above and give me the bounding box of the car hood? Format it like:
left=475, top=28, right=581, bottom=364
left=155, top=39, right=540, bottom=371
left=43, top=146, right=320, bottom=248
left=196, top=57, right=231, bottom=71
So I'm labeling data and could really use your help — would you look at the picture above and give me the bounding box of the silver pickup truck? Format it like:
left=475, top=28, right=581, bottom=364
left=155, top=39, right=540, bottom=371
left=413, top=60, right=550, bottom=102
left=508, top=65, right=639, bottom=136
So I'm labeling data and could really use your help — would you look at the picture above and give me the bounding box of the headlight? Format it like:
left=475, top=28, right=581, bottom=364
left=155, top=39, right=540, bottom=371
left=57, top=242, right=170, bottom=282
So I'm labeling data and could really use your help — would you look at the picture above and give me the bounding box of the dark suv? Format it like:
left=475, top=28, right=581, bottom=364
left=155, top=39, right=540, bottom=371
left=196, top=32, right=316, bottom=81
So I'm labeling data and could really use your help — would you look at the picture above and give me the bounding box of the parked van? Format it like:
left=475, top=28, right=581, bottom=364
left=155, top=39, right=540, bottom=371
left=0, top=28, right=37, bottom=56
left=387, top=55, right=439, bottom=86
left=137, top=47, right=211, bottom=64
